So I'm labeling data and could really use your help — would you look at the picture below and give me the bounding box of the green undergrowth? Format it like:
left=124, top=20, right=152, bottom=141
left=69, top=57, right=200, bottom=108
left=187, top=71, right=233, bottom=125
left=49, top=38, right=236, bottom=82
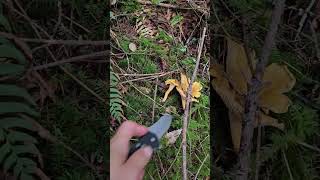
left=38, top=67, right=107, bottom=179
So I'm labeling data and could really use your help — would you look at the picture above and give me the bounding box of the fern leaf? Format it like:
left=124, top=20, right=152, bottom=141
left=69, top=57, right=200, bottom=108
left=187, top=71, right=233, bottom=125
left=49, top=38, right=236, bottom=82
left=0, top=44, right=26, bottom=64
left=0, top=27, right=44, bottom=180
left=0, top=63, right=25, bottom=76
left=0, top=15, right=12, bottom=32
left=0, top=84, right=36, bottom=106
left=0, top=143, right=11, bottom=163
left=110, top=68, right=124, bottom=122
left=13, top=144, right=40, bottom=155
left=0, top=117, right=35, bottom=131
left=0, top=129, right=4, bottom=141
left=0, top=102, right=39, bottom=116
left=4, top=153, right=17, bottom=172
left=20, top=173, right=34, bottom=180
left=8, top=131, right=38, bottom=144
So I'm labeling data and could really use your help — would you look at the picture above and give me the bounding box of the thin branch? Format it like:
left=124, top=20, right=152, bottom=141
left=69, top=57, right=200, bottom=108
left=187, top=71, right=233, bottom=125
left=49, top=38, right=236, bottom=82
left=182, top=27, right=206, bottom=180
left=0, top=32, right=108, bottom=45
left=31, top=51, right=109, bottom=70
left=194, top=154, right=209, bottom=180
left=295, top=0, right=317, bottom=39
left=137, top=0, right=208, bottom=15
left=152, top=78, right=158, bottom=122
left=254, top=121, right=262, bottom=180
left=10, top=0, right=105, bottom=105
left=237, top=1, right=286, bottom=179
left=282, top=150, right=294, bottom=180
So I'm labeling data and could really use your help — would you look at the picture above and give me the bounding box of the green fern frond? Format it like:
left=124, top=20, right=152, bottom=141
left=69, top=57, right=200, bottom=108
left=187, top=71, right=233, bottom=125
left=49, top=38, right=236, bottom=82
left=110, top=67, right=124, bottom=122
left=0, top=37, right=46, bottom=179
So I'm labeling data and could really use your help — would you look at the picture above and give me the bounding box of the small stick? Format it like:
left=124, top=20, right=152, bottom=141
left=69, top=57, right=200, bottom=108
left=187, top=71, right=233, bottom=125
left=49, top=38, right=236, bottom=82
left=62, top=15, right=91, bottom=33
left=295, top=0, right=316, bottom=39
left=282, top=150, right=294, bottom=180
left=152, top=78, right=158, bottom=122
left=31, top=51, right=109, bottom=70
left=254, top=120, right=262, bottom=180
left=137, top=0, right=208, bottom=15
left=182, top=27, right=206, bottom=180
left=0, top=32, right=108, bottom=45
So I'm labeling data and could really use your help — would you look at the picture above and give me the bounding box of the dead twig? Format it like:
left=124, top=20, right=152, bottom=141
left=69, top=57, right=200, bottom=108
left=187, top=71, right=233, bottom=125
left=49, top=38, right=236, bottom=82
left=10, top=0, right=105, bottom=105
left=310, top=21, right=320, bottom=61
left=52, top=0, right=62, bottom=36
left=254, top=120, right=262, bottom=180
left=237, top=1, right=286, bottom=180
left=182, top=27, right=206, bottom=180
left=137, top=0, right=208, bottom=15
left=1, top=32, right=105, bottom=46
left=282, top=150, right=294, bottom=180
left=152, top=77, right=158, bottom=122
left=295, top=0, right=317, bottom=39
left=31, top=51, right=109, bottom=70
left=62, top=15, right=91, bottom=33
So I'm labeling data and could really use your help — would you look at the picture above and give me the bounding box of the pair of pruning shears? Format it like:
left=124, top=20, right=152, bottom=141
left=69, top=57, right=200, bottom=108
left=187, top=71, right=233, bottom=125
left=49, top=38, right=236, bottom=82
left=128, top=114, right=173, bottom=158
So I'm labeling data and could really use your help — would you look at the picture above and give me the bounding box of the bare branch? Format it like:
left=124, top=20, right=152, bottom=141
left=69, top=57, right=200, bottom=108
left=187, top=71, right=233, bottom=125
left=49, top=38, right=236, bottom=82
left=236, top=1, right=286, bottom=179
left=182, top=27, right=206, bottom=180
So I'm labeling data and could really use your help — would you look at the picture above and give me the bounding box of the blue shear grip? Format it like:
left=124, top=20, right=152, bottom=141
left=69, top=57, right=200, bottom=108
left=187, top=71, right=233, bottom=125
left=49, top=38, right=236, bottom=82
left=128, top=131, right=159, bottom=158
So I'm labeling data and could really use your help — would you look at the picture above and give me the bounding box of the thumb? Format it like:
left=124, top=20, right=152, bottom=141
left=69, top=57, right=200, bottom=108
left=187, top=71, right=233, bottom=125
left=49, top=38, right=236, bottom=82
left=123, top=146, right=153, bottom=175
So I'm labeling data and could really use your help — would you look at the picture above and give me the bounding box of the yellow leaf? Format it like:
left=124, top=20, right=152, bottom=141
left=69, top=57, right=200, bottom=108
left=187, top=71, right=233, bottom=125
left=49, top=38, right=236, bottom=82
left=226, top=38, right=254, bottom=95
left=258, top=63, right=296, bottom=113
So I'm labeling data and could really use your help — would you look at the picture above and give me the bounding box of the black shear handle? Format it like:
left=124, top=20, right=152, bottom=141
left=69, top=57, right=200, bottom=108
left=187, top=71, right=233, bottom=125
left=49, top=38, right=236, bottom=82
left=128, top=131, right=159, bottom=158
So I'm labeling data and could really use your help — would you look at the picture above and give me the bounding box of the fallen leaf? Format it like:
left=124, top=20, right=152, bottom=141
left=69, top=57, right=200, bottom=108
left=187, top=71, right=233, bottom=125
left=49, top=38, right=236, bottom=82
left=129, top=43, right=137, bottom=52
left=165, top=129, right=182, bottom=145
left=162, top=73, right=202, bottom=109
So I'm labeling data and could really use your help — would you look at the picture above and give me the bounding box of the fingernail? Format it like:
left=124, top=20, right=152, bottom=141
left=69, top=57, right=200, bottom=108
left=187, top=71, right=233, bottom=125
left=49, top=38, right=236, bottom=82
left=143, top=146, right=153, bottom=157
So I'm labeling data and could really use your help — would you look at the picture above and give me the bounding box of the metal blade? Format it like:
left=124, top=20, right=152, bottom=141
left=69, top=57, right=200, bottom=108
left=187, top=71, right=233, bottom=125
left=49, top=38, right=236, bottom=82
left=148, top=113, right=172, bottom=139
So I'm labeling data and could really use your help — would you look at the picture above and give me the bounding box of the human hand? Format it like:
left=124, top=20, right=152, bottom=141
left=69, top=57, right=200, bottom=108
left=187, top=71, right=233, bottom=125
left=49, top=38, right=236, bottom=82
left=110, top=121, right=153, bottom=180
